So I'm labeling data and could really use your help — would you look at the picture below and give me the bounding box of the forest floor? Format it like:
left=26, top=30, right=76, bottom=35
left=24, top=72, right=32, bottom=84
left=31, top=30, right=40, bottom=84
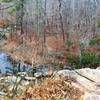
left=0, top=33, right=99, bottom=66
left=0, top=32, right=99, bottom=100
left=0, top=16, right=100, bottom=98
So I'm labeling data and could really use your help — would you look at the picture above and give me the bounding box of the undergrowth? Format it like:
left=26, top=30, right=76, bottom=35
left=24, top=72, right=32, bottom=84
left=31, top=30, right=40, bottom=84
left=18, top=78, right=82, bottom=100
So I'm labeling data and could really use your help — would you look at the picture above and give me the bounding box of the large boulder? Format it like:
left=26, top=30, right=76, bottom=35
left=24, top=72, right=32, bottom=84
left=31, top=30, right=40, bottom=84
left=56, top=67, right=100, bottom=100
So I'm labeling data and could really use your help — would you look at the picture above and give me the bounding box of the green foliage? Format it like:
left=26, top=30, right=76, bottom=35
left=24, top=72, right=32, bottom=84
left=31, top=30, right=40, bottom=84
left=67, top=51, right=100, bottom=69
left=1, top=0, right=31, bottom=28
left=7, top=6, right=16, bottom=14
left=1, top=0, right=31, bottom=12
left=67, top=54, right=80, bottom=69
left=81, top=52, right=100, bottom=67
left=89, top=38, right=100, bottom=45
left=56, top=96, right=63, bottom=100
left=96, top=22, right=100, bottom=28
left=1, top=0, right=13, bottom=3
left=65, top=40, right=73, bottom=47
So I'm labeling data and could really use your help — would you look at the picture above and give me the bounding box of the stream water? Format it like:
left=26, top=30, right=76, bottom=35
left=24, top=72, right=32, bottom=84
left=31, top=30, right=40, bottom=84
left=0, top=52, right=12, bottom=73
left=0, top=52, right=53, bottom=77
left=0, top=52, right=32, bottom=73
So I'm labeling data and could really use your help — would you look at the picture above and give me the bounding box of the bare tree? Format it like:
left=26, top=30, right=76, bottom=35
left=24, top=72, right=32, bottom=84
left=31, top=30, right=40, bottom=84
left=58, top=0, right=65, bottom=43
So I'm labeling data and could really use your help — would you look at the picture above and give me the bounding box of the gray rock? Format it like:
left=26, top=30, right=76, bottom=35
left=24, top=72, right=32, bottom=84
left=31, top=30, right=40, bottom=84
left=33, top=64, right=53, bottom=77
left=34, top=72, right=42, bottom=78
left=56, top=68, right=100, bottom=100
left=23, top=77, right=36, bottom=81
left=83, top=92, right=100, bottom=100
left=96, top=67, right=100, bottom=70
left=0, top=92, right=6, bottom=96
left=57, top=70, right=77, bottom=78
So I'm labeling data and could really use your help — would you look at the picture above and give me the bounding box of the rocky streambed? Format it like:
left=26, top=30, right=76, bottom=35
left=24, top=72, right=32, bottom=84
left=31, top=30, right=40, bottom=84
left=0, top=52, right=54, bottom=98
left=0, top=52, right=100, bottom=100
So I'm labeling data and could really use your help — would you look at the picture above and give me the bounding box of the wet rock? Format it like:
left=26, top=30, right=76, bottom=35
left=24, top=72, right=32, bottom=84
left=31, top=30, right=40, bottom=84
left=34, top=72, right=42, bottom=78
left=13, top=60, right=32, bottom=73
left=18, top=72, right=28, bottom=77
left=33, top=64, right=53, bottom=77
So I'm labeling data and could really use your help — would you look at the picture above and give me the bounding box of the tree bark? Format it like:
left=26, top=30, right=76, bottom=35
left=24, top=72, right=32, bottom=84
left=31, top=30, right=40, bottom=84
left=58, top=0, right=65, bottom=43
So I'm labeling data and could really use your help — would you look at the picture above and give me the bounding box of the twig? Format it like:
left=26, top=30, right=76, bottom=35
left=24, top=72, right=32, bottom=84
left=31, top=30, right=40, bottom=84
left=74, top=70, right=96, bottom=83
left=0, top=4, right=16, bottom=10
left=11, top=74, right=26, bottom=98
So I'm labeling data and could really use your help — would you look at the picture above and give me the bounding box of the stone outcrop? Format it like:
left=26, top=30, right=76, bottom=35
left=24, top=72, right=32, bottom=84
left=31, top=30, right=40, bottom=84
left=56, top=67, right=100, bottom=100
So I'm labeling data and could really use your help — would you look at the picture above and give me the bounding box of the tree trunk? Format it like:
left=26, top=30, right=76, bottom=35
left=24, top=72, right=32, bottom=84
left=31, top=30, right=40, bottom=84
left=58, top=0, right=65, bottom=43
left=20, top=0, right=24, bottom=35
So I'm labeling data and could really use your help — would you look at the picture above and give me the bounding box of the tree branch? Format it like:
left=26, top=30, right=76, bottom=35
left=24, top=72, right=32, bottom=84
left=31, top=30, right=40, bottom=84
left=0, top=4, right=16, bottom=10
